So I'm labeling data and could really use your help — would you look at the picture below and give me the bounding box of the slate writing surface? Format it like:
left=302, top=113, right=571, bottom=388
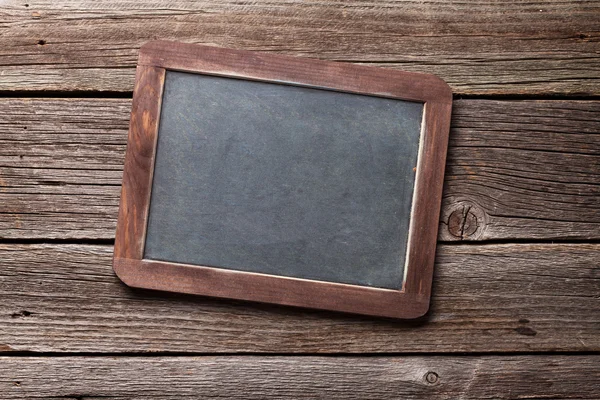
left=144, top=71, right=423, bottom=290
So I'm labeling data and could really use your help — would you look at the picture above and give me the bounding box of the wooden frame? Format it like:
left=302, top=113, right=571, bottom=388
left=113, top=41, right=452, bottom=319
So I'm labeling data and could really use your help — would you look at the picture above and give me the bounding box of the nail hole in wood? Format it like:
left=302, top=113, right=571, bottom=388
left=515, top=326, right=537, bottom=336
left=11, top=310, right=32, bottom=318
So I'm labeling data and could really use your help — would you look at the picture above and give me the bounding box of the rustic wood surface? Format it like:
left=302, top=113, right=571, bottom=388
left=1, top=243, right=598, bottom=353
left=1, top=356, right=599, bottom=399
left=1, top=98, right=598, bottom=241
left=1, top=0, right=599, bottom=397
left=1, top=0, right=599, bottom=95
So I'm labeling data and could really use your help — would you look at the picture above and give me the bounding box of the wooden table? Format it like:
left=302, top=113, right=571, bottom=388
left=1, top=1, right=599, bottom=398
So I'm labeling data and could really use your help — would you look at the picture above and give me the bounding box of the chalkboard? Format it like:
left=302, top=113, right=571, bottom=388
left=144, top=71, right=423, bottom=290
left=113, top=41, right=452, bottom=318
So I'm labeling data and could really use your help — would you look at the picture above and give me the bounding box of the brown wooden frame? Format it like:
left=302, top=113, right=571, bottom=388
left=113, top=41, right=452, bottom=319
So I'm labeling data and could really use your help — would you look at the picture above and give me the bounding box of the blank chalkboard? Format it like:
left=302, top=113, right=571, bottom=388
left=143, top=71, right=423, bottom=290
left=113, top=41, right=452, bottom=318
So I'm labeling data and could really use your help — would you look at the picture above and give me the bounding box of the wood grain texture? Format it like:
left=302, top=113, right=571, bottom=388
left=1, top=355, right=599, bottom=399
left=0, top=0, right=599, bottom=94
left=1, top=0, right=597, bottom=393
left=0, top=243, right=598, bottom=353
left=1, top=98, right=598, bottom=240
left=440, top=99, right=600, bottom=241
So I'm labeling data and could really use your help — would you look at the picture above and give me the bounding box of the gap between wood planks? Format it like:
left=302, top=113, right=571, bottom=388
left=2, top=91, right=600, bottom=101
left=2, top=237, right=600, bottom=246
left=1, top=350, right=600, bottom=357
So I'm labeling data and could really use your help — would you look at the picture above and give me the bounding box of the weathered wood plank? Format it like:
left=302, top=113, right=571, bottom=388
left=1, top=355, right=599, bottom=399
left=440, top=99, right=600, bottom=241
left=0, top=0, right=599, bottom=94
left=1, top=98, right=598, bottom=240
left=0, top=243, right=598, bottom=353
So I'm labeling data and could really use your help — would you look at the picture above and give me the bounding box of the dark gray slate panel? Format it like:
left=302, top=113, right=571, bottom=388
left=144, top=71, right=423, bottom=289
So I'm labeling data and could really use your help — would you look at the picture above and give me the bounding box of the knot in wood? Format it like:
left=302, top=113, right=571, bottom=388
left=445, top=201, right=487, bottom=240
left=448, top=208, right=477, bottom=238
left=425, top=371, right=439, bottom=384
